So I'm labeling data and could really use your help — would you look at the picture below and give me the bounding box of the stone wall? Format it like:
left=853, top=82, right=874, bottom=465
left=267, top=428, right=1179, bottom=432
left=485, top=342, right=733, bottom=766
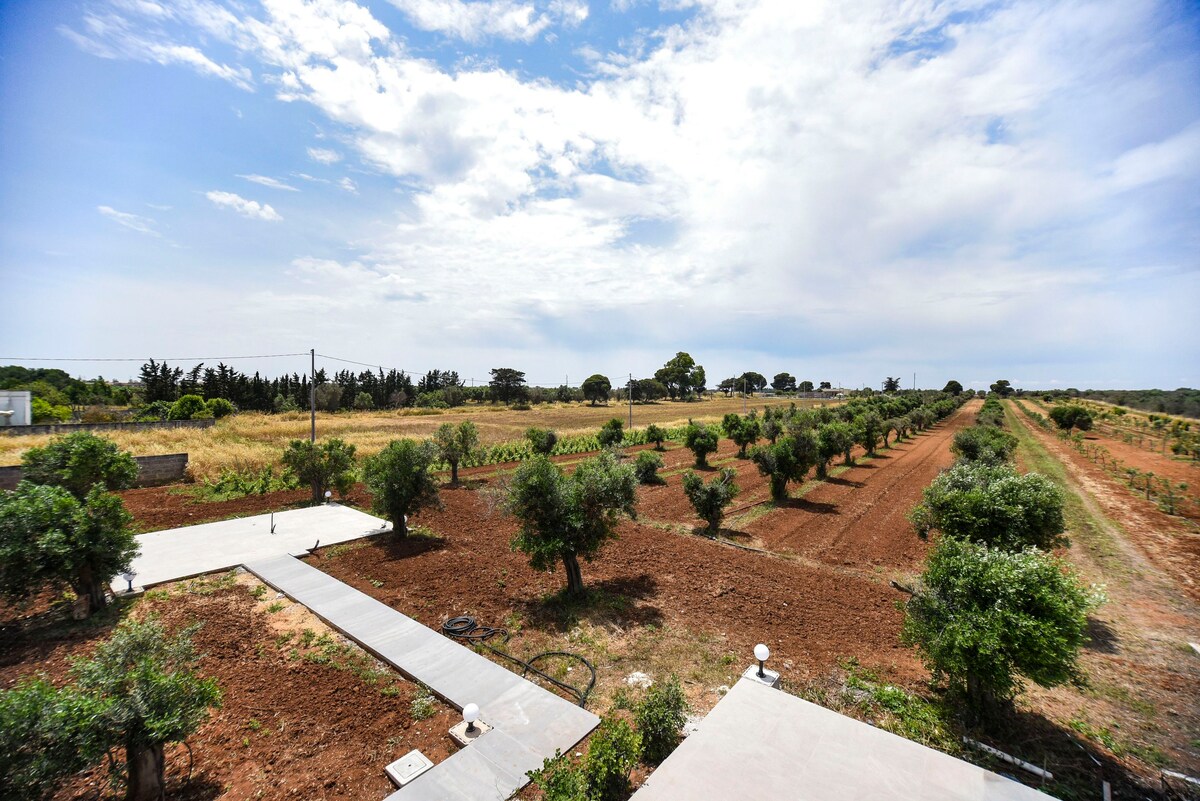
left=0, top=418, right=215, bottom=437
left=0, top=453, right=189, bottom=491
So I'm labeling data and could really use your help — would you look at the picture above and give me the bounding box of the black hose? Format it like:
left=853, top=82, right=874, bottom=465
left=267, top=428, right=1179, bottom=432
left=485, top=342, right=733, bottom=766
left=441, top=616, right=596, bottom=708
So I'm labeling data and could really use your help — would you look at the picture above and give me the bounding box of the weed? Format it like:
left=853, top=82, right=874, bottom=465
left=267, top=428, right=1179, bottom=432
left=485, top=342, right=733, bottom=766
left=249, top=584, right=267, bottom=600
left=410, top=685, right=437, bottom=720
left=266, top=601, right=285, bottom=613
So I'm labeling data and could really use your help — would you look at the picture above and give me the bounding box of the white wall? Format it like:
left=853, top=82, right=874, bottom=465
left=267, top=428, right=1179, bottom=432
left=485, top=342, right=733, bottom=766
left=0, top=391, right=32, bottom=426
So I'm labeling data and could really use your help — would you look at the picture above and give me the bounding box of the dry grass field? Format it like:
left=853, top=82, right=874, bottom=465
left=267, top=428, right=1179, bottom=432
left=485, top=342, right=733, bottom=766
left=0, top=396, right=812, bottom=480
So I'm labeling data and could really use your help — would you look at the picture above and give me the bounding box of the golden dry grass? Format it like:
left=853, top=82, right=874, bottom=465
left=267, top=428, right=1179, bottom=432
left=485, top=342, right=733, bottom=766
left=0, top=396, right=819, bottom=481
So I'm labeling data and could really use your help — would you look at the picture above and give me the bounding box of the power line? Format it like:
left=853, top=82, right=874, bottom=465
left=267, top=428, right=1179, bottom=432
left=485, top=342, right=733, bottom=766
left=315, top=353, right=385, bottom=370
left=0, top=353, right=309, bottom=362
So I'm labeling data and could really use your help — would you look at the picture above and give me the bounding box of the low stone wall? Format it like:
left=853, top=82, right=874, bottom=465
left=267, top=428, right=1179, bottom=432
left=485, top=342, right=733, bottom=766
left=0, top=453, right=189, bottom=491
left=1, top=418, right=215, bottom=437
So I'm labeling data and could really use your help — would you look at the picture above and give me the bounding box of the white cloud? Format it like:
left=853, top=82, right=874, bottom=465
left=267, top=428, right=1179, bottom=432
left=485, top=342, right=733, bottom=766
left=205, top=190, right=283, bottom=221
left=385, top=0, right=550, bottom=42
left=338, top=177, right=359, bottom=193
left=97, top=205, right=159, bottom=236
left=306, top=147, right=343, bottom=164
left=57, top=0, right=1200, bottom=385
left=238, top=173, right=300, bottom=191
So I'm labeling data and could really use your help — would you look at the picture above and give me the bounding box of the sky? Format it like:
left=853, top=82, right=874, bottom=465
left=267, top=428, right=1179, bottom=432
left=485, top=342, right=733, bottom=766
left=0, top=0, right=1197, bottom=392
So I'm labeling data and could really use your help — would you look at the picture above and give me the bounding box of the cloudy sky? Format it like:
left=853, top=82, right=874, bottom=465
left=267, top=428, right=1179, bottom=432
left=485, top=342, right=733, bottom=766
left=0, top=0, right=1197, bottom=392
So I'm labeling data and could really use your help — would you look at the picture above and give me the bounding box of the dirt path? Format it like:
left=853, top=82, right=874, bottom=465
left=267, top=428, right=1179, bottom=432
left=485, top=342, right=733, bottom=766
left=1005, top=402, right=1200, bottom=780
left=736, top=400, right=979, bottom=571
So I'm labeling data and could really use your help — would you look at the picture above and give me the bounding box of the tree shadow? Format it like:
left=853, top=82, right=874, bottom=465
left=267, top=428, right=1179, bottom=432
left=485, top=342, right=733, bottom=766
left=869, top=453, right=892, bottom=460
left=376, top=531, right=448, bottom=561
left=824, top=476, right=865, bottom=489
left=1084, top=617, right=1120, bottom=654
left=0, top=596, right=131, bottom=671
left=523, top=573, right=663, bottom=632
left=971, top=706, right=1166, bottom=800
left=782, top=497, right=839, bottom=514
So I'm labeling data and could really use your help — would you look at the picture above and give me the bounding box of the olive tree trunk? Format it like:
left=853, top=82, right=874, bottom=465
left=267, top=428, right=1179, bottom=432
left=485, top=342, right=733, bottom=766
left=563, top=553, right=584, bottom=596
left=125, top=742, right=165, bottom=801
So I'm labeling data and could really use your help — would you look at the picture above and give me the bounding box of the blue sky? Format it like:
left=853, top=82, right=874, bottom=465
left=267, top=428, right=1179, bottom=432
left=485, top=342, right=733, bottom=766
left=0, top=0, right=1197, bottom=391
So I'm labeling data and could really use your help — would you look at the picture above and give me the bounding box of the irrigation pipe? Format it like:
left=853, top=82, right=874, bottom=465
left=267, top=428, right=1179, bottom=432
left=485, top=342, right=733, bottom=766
left=441, top=616, right=596, bottom=708
left=962, top=737, right=1053, bottom=781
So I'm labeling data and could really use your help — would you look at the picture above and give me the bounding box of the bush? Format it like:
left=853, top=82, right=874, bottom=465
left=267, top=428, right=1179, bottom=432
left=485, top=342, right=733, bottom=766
left=582, top=718, right=642, bottom=801
left=281, top=438, right=358, bottom=504
left=0, top=679, right=105, bottom=801
left=684, top=423, right=719, bottom=467
left=362, top=439, right=441, bottom=536
left=597, top=418, right=625, bottom=448
left=902, top=538, right=1101, bottom=714
left=0, top=483, right=138, bottom=616
left=635, top=675, right=689, bottom=764
left=950, top=425, right=1018, bottom=465
left=204, top=397, right=235, bottom=418
left=909, top=462, right=1065, bottom=551
left=167, top=394, right=208, bottom=421
left=30, top=397, right=71, bottom=423
left=134, top=400, right=172, bottom=421
left=681, top=468, right=738, bottom=533
left=644, top=424, right=667, bottom=450
left=353, top=391, right=375, bottom=410
left=21, top=431, right=138, bottom=500
left=528, top=750, right=589, bottom=801
left=634, top=450, right=665, bottom=485
left=1049, top=404, right=1094, bottom=432
left=526, top=427, right=559, bottom=456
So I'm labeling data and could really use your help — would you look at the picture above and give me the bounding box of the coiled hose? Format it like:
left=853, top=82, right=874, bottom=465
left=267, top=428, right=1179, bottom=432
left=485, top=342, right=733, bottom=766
left=441, top=616, right=596, bottom=708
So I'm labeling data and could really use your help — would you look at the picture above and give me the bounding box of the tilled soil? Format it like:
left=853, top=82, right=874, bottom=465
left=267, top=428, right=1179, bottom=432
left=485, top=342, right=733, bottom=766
left=314, top=484, right=923, bottom=687
left=741, top=402, right=978, bottom=571
left=1, top=583, right=457, bottom=801
left=1076, top=426, right=1200, bottom=523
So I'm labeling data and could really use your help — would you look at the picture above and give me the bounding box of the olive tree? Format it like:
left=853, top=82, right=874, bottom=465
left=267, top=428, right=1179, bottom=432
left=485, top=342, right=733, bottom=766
left=644, top=424, right=667, bottom=450
left=722, top=413, right=761, bottom=457
left=683, top=423, right=719, bottom=467
left=1049, top=404, right=1094, bottom=432
left=506, top=452, right=637, bottom=596
left=21, top=431, right=137, bottom=500
left=362, top=439, right=441, bottom=536
left=526, top=427, right=559, bottom=455
left=597, top=418, right=625, bottom=448
left=902, top=538, right=1100, bottom=716
left=951, top=426, right=1018, bottom=465
left=1, top=679, right=105, bottom=801
left=681, top=468, right=739, bottom=533
left=434, top=421, right=479, bottom=483
left=0, top=483, right=138, bottom=616
left=908, top=462, right=1065, bottom=550
left=281, top=438, right=358, bottom=503
left=73, top=617, right=222, bottom=801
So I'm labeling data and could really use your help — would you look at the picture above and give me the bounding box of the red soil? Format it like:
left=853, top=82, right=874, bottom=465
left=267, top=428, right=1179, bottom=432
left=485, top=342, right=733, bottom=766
left=1, top=586, right=456, bottom=801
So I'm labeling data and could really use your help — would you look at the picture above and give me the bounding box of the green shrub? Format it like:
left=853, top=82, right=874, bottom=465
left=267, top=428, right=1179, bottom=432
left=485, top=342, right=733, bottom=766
left=0, top=679, right=106, bottom=800
left=352, top=392, right=375, bottom=410
left=582, top=718, right=642, bottom=801
left=908, top=462, right=1065, bottom=550
left=902, top=538, right=1102, bottom=714
left=597, top=418, right=625, bottom=448
left=950, top=425, right=1018, bottom=465
left=1049, top=404, right=1094, bottom=432
left=526, top=427, right=559, bottom=456
left=167, top=394, right=209, bottom=421
left=281, top=438, right=357, bottom=504
left=527, top=751, right=589, bottom=801
left=204, top=398, right=235, bottom=419
left=644, top=424, right=667, bottom=450
left=634, top=450, right=665, bottom=485
left=30, top=397, right=71, bottom=423
left=635, top=675, right=689, bottom=764
left=681, top=468, right=738, bottom=533
left=684, top=423, right=719, bottom=467
left=21, top=431, right=138, bottom=499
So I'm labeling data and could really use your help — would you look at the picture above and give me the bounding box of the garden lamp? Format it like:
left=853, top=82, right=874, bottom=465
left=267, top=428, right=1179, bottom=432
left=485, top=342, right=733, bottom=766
left=754, top=643, right=770, bottom=679
left=120, top=571, right=136, bottom=593
left=463, top=703, right=480, bottom=734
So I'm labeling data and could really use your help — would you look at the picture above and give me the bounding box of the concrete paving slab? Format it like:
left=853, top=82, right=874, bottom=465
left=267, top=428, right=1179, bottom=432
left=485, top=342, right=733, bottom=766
left=111, top=504, right=388, bottom=592
left=242, top=554, right=598, bottom=801
left=631, top=678, right=1056, bottom=801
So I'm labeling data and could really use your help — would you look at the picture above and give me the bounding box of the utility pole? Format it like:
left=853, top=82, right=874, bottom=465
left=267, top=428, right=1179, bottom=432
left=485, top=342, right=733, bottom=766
left=310, top=348, right=316, bottom=443
left=742, top=377, right=747, bottom=413
left=913, top=372, right=916, bottom=391
left=628, top=373, right=633, bottom=429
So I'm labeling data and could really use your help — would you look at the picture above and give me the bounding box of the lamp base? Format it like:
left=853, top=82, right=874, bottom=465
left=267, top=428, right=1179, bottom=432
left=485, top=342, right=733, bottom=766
left=449, top=718, right=492, bottom=746
left=741, top=664, right=780, bottom=689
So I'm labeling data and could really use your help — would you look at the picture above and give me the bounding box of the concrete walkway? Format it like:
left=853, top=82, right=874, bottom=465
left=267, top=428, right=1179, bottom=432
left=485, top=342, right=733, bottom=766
left=631, top=678, right=1055, bottom=801
left=112, top=504, right=389, bottom=592
left=244, top=554, right=599, bottom=801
